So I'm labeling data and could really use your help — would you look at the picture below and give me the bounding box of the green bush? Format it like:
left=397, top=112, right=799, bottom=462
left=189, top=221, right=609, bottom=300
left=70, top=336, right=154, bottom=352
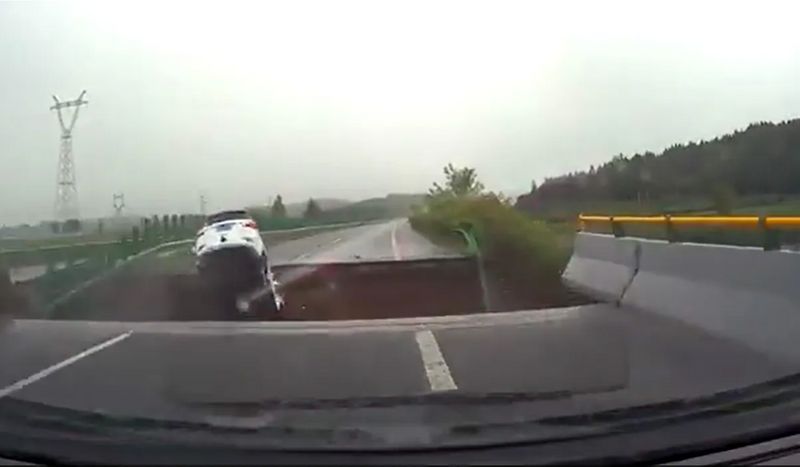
left=411, top=195, right=564, bottom=280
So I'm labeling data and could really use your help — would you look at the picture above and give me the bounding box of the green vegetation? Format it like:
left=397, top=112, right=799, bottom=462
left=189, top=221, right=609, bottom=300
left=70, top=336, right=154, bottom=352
left=2, top=212, right=203, bottom=313
left=251, top=193, right=425, bottom=228
left=0, top=233, right=117, bottom=250
left=512, top=118, right=800, bottom=250
left=28, top=260, right=110, bottom=309
left=279, top=198, right=350, bottom=217
left=429, top=164, right=484, bottom=197
left=514, top=197, right=716, bottom=222
left=270, top=195, right=287, bottom=218
left=4, top=192, right=412, bottom=314
left=517, top=119, right=800, bottom=219
left=411, top=165, right=566, bottom=280
left=711, top=183, right=736, bottom=215
left=251, top=195, right=416, bottom=235
left=727, top=197, right=800, bottom=215
left=582, top=220, right=800, bottom=250
left=304, top=198, right=323, bottom=219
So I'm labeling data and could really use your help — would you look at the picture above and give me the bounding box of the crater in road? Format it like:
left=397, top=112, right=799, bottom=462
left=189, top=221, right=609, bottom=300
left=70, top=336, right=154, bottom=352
left=12, top=256, right=591, bottom=322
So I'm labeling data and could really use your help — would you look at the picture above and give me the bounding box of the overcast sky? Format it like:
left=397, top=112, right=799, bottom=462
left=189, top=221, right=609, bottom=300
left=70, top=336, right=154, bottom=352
left=1, top=0, right=799, bottom=225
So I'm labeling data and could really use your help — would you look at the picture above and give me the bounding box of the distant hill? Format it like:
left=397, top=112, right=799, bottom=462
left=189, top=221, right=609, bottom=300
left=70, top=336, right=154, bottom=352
left=246, top=194, right=424, bottom=223
left=246, top=198, right=351, bottom=218
left=284, top=199, right=351, bottom=217
left=516, top=118, right=800, bottom=218
left=321, top=193, right=426, bottom=222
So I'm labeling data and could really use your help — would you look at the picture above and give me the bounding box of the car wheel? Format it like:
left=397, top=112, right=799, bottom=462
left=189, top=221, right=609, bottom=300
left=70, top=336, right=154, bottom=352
left=249, top=290, right=282, bottom=320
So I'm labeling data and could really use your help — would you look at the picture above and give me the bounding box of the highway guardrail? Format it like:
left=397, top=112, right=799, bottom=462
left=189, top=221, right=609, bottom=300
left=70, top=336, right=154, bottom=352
left=578, top=214, right=800, bottom=250
left=0, top=221, right=371, bottom=270
left=454, top=226, right=491, bottom=310
left=41, top=221, right=369, bottom=316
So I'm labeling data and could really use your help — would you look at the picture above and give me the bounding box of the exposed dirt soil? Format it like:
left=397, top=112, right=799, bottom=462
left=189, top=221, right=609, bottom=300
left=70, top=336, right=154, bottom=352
left=14, top=257, right=594, bottom=322
left=481, top=259, right=594, bottom=312
left=276, top=259, right=486, bottom=320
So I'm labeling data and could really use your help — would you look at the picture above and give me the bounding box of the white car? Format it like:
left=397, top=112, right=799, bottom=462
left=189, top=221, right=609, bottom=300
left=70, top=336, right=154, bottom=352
left=193, top=210, right=282, bottom=316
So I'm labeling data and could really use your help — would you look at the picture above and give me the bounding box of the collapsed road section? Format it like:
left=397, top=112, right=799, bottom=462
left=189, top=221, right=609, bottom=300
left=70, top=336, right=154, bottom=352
left=5, top=256, right=591, bottom=322
left=2, top=220, right=593, bottom=322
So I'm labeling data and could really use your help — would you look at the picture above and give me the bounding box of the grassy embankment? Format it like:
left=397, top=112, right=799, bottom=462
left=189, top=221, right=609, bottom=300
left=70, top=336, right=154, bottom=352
left=410, top=195, right=568, bottom=278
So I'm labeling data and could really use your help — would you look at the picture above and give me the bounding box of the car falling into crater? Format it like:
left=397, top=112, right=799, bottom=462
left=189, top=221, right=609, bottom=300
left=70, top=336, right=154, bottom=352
left=192, top=210, right=283, bottom=318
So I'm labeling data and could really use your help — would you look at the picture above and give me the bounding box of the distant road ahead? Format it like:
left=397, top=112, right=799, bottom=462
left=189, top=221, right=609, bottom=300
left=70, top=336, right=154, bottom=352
left=1, top=220, right=796, bottom=434
left=124, top=219, right=462, bottom=276
left=270, top=219, right=461, bottom=265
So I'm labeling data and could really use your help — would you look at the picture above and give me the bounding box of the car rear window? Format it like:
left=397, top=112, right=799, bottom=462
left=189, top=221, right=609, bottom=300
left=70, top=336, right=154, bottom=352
left=206, top=211, right=250, bottom=224
left=214, top=222, right=236, bottom=232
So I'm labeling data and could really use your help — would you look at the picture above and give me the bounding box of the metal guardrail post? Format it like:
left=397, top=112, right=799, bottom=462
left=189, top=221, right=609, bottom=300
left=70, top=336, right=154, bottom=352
left=454, top=225, right=491, bottom=311
left=665, top=215, right=679, bottom=243
left=610, top=216, right=625, bottom=238
left=760, top=215, right=781, bottom=251
left=455, top=226, right=480, bottom=256
left=576, top=214, right=800, bottom=249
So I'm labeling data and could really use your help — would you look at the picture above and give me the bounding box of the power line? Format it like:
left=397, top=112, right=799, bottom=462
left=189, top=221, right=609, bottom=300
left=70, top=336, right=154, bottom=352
left=112, top=193, right=126, bottom=216
left=51, top=90, right=88, bottom=222
left=200, top=194, right=208, bottom=216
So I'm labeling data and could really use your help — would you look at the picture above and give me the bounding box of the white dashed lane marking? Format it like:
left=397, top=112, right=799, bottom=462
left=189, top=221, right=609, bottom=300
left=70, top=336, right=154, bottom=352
left=0, top=331, right=133, bottom=399
left=156, top=249, right=178, bottom=258
left=415, top=330, right=457, bottom=392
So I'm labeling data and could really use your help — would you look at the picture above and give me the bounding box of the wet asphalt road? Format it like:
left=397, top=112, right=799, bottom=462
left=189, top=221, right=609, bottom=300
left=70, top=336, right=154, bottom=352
left=0, top=303, right=794, bottom=425
left=0, top=219, right=797, bottom=429
left=270, top=219, right=460, bottom=264
left=130, top=219, right=460, bottom=275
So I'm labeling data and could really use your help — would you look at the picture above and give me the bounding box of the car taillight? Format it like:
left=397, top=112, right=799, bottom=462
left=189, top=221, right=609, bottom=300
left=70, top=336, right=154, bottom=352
left=243, top=220, right=258, bottom=229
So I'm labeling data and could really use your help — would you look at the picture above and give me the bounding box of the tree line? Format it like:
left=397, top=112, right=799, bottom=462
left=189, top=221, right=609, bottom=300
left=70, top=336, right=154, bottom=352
left=268, top=195, right=322, bottom=220
left=517, top=118, right=800, bottom=212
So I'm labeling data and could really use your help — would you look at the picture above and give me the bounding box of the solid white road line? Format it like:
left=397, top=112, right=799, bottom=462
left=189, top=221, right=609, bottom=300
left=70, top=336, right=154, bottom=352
left=156, top=249, right=177, bottom=258
left=391, top=221, right=402, bottom=260
left=415, top=329, right=457, bottom=392
left=0, top=331, right=133, bottom=399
